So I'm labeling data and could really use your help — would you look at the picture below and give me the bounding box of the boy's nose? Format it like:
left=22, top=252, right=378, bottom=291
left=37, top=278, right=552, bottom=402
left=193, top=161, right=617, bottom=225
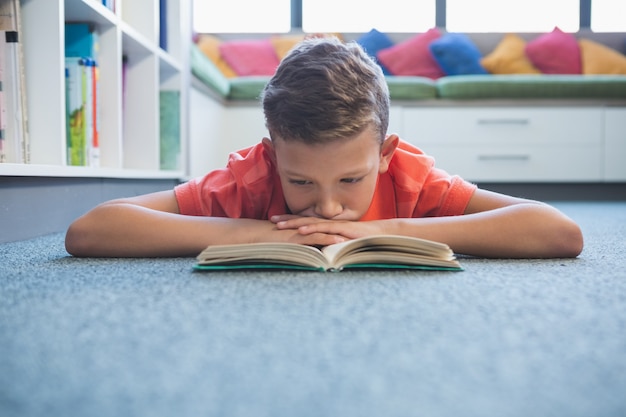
left=314, top=194, right=343, bottom=219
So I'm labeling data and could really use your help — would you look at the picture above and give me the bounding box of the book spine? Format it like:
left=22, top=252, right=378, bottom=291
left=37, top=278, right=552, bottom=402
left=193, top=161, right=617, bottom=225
left=82, top=58, right=93, bottom=167
left=65, top=57, right=86, bottom=166
left=122, top=55, right=128, bottom=123
left=64, top=67, right=70, bottom=165
left=12, top=0, right=29, bottom=163
left=0, top=31, right=6, bottom=163
left=90, top=60, right=100, bottom=167
left=159, top=0, right=168, bottom=51
left=0, top=0, right=29, bottom=163
left=1, top=30, right=25, bottom=163
left=102, top=0, right=115, bottom=12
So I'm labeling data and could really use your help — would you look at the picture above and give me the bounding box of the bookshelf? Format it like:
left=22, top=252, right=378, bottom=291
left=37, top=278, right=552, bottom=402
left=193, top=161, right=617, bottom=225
left=0, top=0, right=190, bottom=179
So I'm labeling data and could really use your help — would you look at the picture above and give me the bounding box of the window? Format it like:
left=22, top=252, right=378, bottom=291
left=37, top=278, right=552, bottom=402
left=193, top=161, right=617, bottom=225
left=193, top=1, right=624, bottom=34
left=193, top=0, right=291, bottom=33
left=591, top=0, right=626, bottom=32
left=446, top=0, right=579, bottom=32
left=301, top=0, right=436, bottom=33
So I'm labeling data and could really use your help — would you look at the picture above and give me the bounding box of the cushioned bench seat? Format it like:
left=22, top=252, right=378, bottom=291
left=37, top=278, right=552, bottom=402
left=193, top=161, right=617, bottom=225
left=437, top=74, right=626, bottom=100
left=228, top=77, right=271, bottom=100
left=191, top=44, right=626, bottom=102
left=386, top=76, right=438, bottom=100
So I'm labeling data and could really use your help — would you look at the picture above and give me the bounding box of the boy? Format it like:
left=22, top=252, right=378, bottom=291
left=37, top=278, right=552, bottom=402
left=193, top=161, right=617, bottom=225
left=65, top=37, right=583, bottom=258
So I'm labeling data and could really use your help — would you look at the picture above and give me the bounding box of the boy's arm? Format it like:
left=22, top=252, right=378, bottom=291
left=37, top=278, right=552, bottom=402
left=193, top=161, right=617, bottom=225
left=273, top=189, right=584, bottom=258
left=405, top=188, right=584, bottom=258
left=65, top=190, right=345, bottom=258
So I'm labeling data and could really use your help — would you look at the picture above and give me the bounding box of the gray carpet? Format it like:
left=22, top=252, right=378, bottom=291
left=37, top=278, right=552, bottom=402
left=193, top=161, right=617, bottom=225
left=1, top=202, right=625, bottom=417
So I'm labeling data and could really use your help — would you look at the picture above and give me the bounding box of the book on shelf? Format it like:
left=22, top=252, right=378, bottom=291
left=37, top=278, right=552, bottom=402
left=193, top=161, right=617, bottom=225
left=64, top=23, right=100, bottom=167
left=65, top=57, right=99, bottom=167
left=122, top=55, right=128, bottom=113
left=91, top=57, right=100, bottom=167
left=65, top=23, right=99, bottom=58
left=159, top=90, right=180, bottom=170
left=101, top=0, right=116, bottom=12
left=0, top=0, right=30, bottom=164
left=195, top=235, right=463, bottom=272
left=159, top=0, right=167, bottom=51
left=0, top=31, right=6, bottom=163
left=65, top=57, right=86, bottom=166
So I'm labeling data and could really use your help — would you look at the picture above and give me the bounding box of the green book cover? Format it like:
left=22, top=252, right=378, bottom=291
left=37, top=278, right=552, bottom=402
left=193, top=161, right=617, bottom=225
left=193, top=263, right=463, bottom=272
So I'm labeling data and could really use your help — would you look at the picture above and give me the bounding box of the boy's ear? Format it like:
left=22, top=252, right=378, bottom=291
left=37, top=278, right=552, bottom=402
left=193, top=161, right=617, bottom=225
left=262, top=137, right=276, bottom=164
left=378, top=134, right=399, bottom=173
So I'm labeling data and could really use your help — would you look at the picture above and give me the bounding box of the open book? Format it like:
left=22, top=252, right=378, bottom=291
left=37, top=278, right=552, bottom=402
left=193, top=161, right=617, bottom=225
left=195, top=235, right=462, bottom=272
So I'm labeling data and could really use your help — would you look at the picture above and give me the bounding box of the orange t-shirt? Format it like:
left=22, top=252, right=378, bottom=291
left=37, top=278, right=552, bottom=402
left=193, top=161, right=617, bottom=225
left=174, top=139, right=476, bottom=219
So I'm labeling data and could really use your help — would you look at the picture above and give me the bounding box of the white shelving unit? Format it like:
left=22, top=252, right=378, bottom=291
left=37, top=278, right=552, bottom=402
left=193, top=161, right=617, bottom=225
left=0, top=0, right=190, bottom=179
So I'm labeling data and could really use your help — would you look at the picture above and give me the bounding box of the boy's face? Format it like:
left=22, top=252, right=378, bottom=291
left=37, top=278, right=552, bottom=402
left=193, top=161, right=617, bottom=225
left=263, top=129, right=398, bottom=221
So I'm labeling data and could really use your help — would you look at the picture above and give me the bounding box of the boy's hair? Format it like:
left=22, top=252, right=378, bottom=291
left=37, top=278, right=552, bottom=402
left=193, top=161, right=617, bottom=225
left=261, top=37, right=390, bottom=145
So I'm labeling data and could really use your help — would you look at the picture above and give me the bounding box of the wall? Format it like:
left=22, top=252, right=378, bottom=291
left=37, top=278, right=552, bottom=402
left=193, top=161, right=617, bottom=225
left=0, top=177, right=178, bottom=244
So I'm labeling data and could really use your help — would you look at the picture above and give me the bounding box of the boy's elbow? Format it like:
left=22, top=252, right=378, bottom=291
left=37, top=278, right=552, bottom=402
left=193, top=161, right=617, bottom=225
left=552, top=219, right=584, bottom=258
left=65, top=217, right=94, bottom=257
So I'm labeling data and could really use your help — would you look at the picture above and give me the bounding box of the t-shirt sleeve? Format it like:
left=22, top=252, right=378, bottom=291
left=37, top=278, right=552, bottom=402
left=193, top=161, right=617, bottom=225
left=174, top=168, right=242, bottom=217
left=390, top=140, right=477, bottom=218
left=417, top=167, right=477, bottom=217
left=173, top=143, right=280, bottom=219
left=174, top=178, right=202, bottom=216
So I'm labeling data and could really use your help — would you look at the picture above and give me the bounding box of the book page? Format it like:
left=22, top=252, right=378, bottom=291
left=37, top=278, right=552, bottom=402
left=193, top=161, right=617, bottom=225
left=196, top=236, right=460, bottom=271
left=321, top=235, right=458, bottom=269
left=197, top=242, right=331, bottom=269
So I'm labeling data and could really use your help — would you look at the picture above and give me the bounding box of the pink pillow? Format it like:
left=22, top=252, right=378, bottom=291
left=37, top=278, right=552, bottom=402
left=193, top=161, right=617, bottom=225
left=525, top=27, right=582, bottom=74
left=219, top=39, right=280, bottom=76
left=376, top=28, right=445, bottom=79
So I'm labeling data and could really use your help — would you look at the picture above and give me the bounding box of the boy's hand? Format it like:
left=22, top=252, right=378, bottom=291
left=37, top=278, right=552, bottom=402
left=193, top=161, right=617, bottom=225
left=271, top=215, right=387, bottom=241
left=269, top=228, right=348, bottom=246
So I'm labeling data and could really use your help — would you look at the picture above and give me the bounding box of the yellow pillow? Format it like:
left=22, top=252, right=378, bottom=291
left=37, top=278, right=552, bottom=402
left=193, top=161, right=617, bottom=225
left=481, top=33, right=541, bottom=74
left=270, top=34, right=305, bottom=60
left=195, top=34, right=238, bottom=79
left=579, top=38, right=626, bottom=75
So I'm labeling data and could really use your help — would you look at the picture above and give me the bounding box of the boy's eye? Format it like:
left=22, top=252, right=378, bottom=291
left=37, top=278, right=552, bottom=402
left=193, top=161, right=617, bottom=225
left=341, top=177, right=362, bottom=184
left=289, top=179, right=311, bottom=186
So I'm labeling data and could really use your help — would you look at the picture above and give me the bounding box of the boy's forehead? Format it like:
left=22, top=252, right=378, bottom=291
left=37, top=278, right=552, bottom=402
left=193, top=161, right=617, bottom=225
left=272, top=126, right=382, bottom=149
left=273, top=138, right=380, bottom=161
left=272, top=131, right=382, bottom=175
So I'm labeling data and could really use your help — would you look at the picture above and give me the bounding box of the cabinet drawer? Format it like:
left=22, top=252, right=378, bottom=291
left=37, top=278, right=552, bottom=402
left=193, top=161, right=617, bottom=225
left=604, top=108, right=626, bottom=181
left=418, top=144, right=603, bottom=182
left=403, top=107, right=603, bottom=145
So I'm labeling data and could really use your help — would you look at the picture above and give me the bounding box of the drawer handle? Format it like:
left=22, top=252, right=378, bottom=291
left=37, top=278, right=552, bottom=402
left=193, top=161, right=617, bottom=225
left=478, top=154, right=531, bottom=161
left=476, top=119, right=530, bottom=125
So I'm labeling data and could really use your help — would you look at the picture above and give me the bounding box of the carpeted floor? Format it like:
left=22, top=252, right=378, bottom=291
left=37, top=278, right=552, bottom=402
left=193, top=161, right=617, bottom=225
left=1, top=202, right=625, bottom=417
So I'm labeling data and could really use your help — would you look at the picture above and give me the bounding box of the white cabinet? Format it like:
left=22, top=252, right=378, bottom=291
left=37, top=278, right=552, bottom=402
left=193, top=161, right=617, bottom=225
left=0, top=0, right=190, bottom=178
left=187, top=84, right=625, bottom=184
left=401, top=107, right=608, bottom=182
left=604, top=108, right=626, bottom=181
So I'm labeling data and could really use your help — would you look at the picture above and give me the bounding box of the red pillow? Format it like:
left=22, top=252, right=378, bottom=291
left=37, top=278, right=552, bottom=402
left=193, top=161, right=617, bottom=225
left=525, top=27, right=582, bottom=74
left=376, top=28, right=445, bottom=79
left=219, top=39, right=280, bottom=76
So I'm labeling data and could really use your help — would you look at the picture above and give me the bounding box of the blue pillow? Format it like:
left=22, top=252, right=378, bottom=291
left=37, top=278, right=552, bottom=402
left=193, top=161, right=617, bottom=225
left=429, top=33, right=488, bottom=76
left=356, top=29, right=394, bottom=75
